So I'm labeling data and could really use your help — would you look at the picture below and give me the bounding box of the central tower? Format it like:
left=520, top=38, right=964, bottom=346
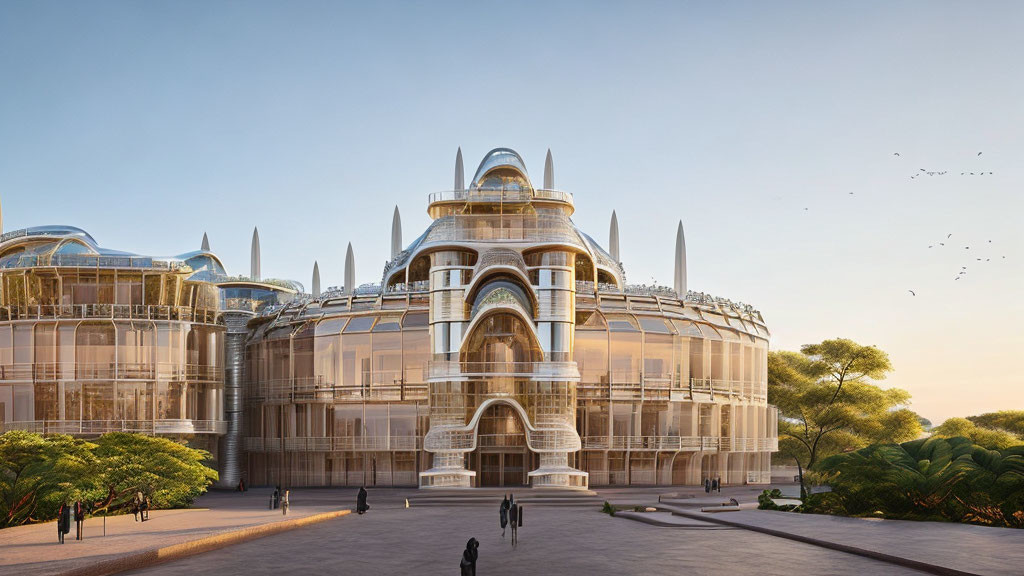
left=386, top=148, right=590, bottom=488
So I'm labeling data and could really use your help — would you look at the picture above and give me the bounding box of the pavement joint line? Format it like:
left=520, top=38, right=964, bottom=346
left=51, top=509, right=352, bottom=576
left=665, top=508, right=982, bottom=576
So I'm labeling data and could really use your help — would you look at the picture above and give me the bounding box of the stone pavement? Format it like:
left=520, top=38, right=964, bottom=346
left=0, top=488, right=349, bottom=576
left=664, top=507, right=1024, bottom=576
left=123, top=495, right=926, bottom=576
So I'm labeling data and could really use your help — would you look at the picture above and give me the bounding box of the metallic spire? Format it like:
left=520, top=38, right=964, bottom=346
left=543, top=149, right=554, bottom=189
left=609, top=210, right=620, bottom=263
left=250, top=227, right=261, bottom=281
left=344, top=242, right=355, bottom=294
left=201, top=232, right=210, bottom=252
left=674, top=220, right=687, bottom=298
left=391, top=205, right=402, bottom=259
left=454, top=147, right=464, bottom=191
left=312, top=261, right=321, bottom=298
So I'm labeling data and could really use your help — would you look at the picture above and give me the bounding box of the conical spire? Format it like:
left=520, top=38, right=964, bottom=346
left=454, top=147, right=464, bottom=191
left=201, top=232, right=210, bottom=252
left=312, top=261, right=321, bottom=298
left=674, top=221, right=687, bottom=298
left=609, top=211, right=620, bottom=263
left=250, top=227, right=261, bottom=281
left=344, top=242, right=355, bottom=294
left=391, top=206, right=402, bottom=259
left=543, top=149, right=554, bottom=189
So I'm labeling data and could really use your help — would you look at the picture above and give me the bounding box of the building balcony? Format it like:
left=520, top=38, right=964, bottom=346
left=0, top=362, right=224, bottom=383
left=0, top=419, right=227, bottom=435
left=243, top=435, right=422, bottom=452
left=427, top=188, right=574, bottom=208
left=580, top=435, right=778, bottom=452
left=245, top=376, right=428, bottom=403
left=427, top=361, right=580, bottom=381
left=0, top=304, right=219, bottom=324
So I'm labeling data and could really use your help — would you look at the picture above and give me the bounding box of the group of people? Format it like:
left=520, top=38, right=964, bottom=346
left=498, top=493, right=522, bottom=544
left=460, top=493, right=525, bottom=574
left=55, top=500, right=87, bottom=543
left=704, top=476, right=723, bottom=493
left=270, top=486, right=290, bottom=515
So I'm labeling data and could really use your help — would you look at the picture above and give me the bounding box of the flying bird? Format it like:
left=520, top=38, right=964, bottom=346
left=978, top=152, right=983, bottom=156
left=947, top=234, right=952, bottom=239
left=894, top=152, right=900, bottom=156
left=908, top=290, right=916, bottom=296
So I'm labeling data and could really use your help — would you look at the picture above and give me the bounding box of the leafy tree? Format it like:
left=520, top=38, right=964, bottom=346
left=932, top=417, right=1022, bottom=449
left=769, top=338, right=920, bottom=473
left=0, top=431, right=217, bottom=527
left=968, top=411, right=1024, bottom=438
left=812, top=436, right=1024, bottom=527
left=91, top=433, right=218, bottom=513
left=0, top=431, right=99, bottom=528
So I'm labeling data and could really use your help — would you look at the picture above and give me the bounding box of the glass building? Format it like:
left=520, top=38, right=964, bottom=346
left=0, top=148, right=778, bottom=489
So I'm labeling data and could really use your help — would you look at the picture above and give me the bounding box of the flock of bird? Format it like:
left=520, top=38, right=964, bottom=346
left=903, top=152, right=995, bottom=179
left=898, top=151, right=1007, bottom=295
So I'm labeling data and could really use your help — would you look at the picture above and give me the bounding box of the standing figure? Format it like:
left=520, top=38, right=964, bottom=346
left=143, top=496, right=151, bottom=521
left=499, top=494, right=509, bottom=538
left=508, top=494, right=519, bottom=545
left=74, top=500, right=85, bottom=540
left=716, top=476, right=722, bottom=493
left=270, top=488, right=279, bottom=510
left=704, top=478, right=711, bottom=494
left=459, top=537, right=479, bottom=576
left=281, top=490, right=290, bottom=516
left=356, top=486, right=369, bottom=514
left=57, top=502, right=70, bottom=544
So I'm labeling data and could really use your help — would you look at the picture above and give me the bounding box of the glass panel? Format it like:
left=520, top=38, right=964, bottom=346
left=344, top=316, right=376, bottom=333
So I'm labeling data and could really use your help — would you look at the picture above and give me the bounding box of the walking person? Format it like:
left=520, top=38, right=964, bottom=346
left=459, top=538, right=479, bottom=576
left=716, top=476, right=722, bottom=493
left=270, top=488, right=278, bottom=510
left=281, top=490, right=290, bottom=516
left=704, top=478, right=711, bottom=494
left=508, top=494, right=519, bottom=545
left=499, top=494, right=509, bottom=538
left=143, top=496, right=151, bottom=521
left=57, top=502, right=70, bottom=544
left=134, top=491, right=144, bottom=522
left=356, top=486, right=369, bottom=514
left=711, top=477, right=718, bottom=493
left=74, top=500, right=85, bottom=540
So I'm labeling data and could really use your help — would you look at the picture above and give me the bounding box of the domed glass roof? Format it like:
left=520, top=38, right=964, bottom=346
left=470, top=148, right=532, bottom=191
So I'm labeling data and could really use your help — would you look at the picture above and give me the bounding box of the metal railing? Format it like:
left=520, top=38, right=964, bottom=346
left=0, top=362, right=223, bottom=382
left=428, top=188, right=573, bottom=206
left=245, top=435, right=422, bottom=452
left=0, top=304, right=219, bottom=323
left=428, top=361, right=580, bottom=380
left=0, top=253, right=188, bottom=271
left=579, top=435, right=777, bottom=452
left=1, top=419, right=226, bottom=435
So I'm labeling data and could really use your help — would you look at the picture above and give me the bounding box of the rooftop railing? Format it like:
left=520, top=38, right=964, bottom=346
left=0, top=304, right=219, bottom=324
left=428, top=188, right=574, bottom=206
left=1, top=419, right=227, bottom=435
left=1, top=253, right=188, bottom=271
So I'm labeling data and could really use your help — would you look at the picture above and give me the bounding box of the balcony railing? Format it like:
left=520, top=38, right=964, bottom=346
left=0, top=362, right=224, bottom=383
left=580, top=435, right=777, bottom=452
left=0, top=253, right=188, bottom=271
left=1, top=419, right=226, bottom=435
left=428, top=361, right=580, bottom=380
left=247, top=376, right=428, bottom=403
left=428, top=189, right=574, bottom=207
left=0, top=304, right=219, bottom=323
left=245, top=435, right=422, bottom=452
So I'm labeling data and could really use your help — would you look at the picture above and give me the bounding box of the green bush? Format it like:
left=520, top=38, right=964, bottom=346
left=0, top=431, right=218, bottom=528
left=757, top=489, right=783, bottom=510
left=601, top=501, right=615, bottom=516
left=808, top=436, right=1024, bottom=527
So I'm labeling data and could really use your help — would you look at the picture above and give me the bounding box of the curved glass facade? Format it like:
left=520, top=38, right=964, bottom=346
left=2, top=147, right=778, bottom=489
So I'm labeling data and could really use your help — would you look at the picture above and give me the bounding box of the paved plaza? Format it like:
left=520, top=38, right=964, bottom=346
left=3, top=486, right=1022, bottom=576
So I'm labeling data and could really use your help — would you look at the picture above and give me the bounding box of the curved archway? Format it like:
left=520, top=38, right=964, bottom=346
left=472, top=402, right=529, bottom=487
left=460, top=310, right=543, bottom=366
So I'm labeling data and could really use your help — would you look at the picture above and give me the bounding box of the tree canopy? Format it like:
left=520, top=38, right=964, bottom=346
left=0, top=431, right=217, bottom=528
left=769, top=338, right=921, bottom=471
left=967, top=411, right=1024, bottom=439
left=932, top=417, right=1022, bottom=449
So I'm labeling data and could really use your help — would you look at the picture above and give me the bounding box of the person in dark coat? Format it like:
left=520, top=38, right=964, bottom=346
left=57, top=502, right=71, bottom=543
left=704, top=478, right=711, bottom=493
left=74, top=500, right=85, bottom=540
left=711, top=477, right=718, bottom=493
left=499, top=494, right=509, bottom=538
left=459, top=537, right=479, bottom=576
left=356, top=486, right=369, bottom=514
left=716, top=476, right=722, bottom=493
left=508, top=494, right=519, bottom=545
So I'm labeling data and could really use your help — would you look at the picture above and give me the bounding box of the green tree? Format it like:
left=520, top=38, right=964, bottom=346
left=0, top=431, right=99, bottom=528
left=769, top=338, right=921, bottom=473
left=932, top=417, right=1022, bottom=449
left=967, top=411, right=1024, bottom=438
left=91, top=433, right=218, bottom=513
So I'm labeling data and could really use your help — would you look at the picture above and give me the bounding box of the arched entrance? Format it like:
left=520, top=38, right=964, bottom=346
left=471, top=403, right=530, bottom=487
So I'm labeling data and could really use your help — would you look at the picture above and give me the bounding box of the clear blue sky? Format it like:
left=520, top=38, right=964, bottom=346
left=1, top=1, right=1021, bottom=423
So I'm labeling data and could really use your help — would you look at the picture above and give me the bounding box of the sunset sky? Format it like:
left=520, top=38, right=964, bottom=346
left=1, top=1, right=1021, bottom=423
